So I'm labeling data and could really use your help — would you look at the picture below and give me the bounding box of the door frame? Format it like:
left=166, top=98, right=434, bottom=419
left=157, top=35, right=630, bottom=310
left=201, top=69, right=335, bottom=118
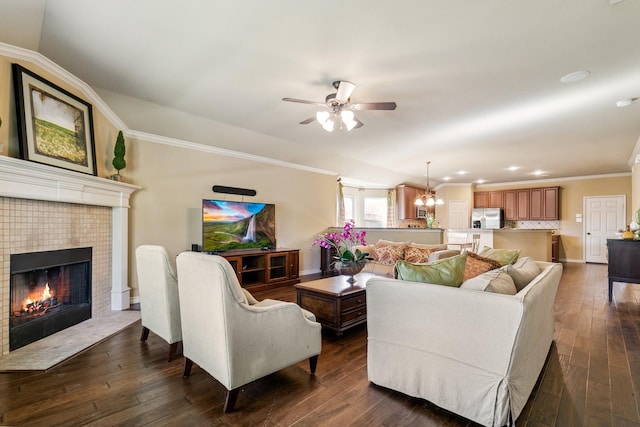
left=583, top=195, right=626, bottom=264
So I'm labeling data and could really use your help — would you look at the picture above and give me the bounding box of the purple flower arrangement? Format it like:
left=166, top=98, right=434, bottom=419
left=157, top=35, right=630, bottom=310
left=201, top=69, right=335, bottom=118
left=312, top=220, right=370, bottom=263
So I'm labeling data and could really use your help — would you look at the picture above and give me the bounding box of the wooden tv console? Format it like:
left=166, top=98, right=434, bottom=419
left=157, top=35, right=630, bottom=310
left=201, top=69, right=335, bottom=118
left=217, top=248, right=300, bottom=292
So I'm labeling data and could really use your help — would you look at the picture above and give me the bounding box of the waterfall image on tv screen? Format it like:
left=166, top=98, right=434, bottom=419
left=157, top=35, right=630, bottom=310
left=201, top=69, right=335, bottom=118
left=202, top=200, right=276, bottom=252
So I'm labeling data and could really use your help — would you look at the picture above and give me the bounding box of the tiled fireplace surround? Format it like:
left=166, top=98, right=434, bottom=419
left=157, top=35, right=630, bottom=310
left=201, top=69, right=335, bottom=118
left=0, top=156, right=139, bottom=356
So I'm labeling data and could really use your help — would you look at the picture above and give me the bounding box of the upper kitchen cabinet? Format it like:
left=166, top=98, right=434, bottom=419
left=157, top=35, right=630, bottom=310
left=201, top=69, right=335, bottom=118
left=396, top=184, right=420, bottom=219
left=474, top=192, right=489, bottom=208
left=504, top=189, right=531, bottom=221
left=529, top=187, right=559, bottom=220
left=478, top=187, right=558, bottom=221
left=503, top=190, right=516, bottom=220
left=473, top=191, right=504, bottom=208
left=516, top=189, right=531, bottom=220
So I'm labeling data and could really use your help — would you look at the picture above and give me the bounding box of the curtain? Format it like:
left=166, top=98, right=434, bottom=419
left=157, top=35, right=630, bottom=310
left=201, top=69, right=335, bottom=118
left=337, top=178, right=345, bottom=225
left=387, top=189, right=396, bottom=228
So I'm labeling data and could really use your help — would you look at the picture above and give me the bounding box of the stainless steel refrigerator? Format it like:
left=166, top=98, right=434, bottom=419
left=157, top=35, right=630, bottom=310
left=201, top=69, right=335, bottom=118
left=471, top=208, right=504, bottom=229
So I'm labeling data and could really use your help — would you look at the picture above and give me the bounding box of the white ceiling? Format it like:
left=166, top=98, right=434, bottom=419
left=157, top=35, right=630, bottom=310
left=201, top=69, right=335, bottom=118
left=2, top=0, right=640, bottom=188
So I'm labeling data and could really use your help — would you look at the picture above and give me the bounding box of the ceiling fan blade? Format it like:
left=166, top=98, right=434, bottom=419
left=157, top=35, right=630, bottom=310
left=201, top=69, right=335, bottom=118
left=353, top=102, right=397, bottom=111
left=282, top=97, right=325, bottom=106
left=335, top=81, right=356, bottom=102
left=299, top=117, right=316, bottom=125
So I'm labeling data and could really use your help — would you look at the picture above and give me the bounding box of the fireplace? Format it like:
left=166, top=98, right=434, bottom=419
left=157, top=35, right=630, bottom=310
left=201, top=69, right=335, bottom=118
left=9, top=248, right=92, bottom=351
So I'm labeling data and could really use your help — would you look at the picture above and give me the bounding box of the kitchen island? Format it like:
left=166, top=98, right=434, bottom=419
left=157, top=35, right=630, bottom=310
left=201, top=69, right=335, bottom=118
left=447, top=229, right=555, bottom=262
left=325, top=227, right=444, bottom=245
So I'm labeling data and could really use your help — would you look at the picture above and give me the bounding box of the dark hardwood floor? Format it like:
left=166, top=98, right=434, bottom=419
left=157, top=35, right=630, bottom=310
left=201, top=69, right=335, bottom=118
left=1, top=262, right=639, bottom=426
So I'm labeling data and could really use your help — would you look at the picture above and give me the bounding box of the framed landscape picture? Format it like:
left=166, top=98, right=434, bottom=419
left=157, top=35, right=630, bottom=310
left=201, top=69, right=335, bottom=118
left=12, top=64, right=97, bottom=175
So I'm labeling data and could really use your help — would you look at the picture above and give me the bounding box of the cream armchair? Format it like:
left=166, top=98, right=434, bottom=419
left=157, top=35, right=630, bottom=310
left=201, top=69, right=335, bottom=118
left=175, top=252, right=322, bottom=412
left=135, top=245, right=182, bottom=362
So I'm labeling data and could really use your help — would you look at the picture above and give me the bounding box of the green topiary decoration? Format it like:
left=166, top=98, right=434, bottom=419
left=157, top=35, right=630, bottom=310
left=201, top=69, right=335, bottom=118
left=112, top=130, right=126, bottom=174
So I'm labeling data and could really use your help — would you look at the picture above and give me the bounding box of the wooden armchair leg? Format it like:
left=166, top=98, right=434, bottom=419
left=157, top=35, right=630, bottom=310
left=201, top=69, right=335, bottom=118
left=140, top=326, right=150, bottom=342
left=167, top=342, right=179, bottom=362
left=182, top=358, right=194, bottom=377
left=224, top=388, right=239, bottom=413
left=309, top=355, right=318, bottom=374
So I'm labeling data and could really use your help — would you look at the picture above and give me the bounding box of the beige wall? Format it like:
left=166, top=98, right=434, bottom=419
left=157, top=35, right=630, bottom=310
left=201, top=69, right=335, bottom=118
left=126, top=138, right=336, bottom=295
left=432, top=184, right=474, bottom=230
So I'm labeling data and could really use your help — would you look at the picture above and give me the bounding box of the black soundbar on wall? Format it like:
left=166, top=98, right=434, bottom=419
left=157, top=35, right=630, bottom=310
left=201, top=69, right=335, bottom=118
left=212, top=185, right=257, bottom=197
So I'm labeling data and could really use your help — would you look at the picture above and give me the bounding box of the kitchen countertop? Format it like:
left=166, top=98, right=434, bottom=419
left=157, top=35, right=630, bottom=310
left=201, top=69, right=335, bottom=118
left=448, top=228, right=555, bottom=233
left=328, top=227, right=443, bottom=231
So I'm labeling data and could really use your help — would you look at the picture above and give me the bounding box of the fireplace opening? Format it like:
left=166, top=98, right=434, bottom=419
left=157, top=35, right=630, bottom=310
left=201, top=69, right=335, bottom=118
left=10, top=247, right=92, bottom=351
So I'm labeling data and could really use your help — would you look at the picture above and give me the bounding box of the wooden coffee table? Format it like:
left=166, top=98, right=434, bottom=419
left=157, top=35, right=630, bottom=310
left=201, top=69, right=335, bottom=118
left=295, top=272, right=380, bottom=335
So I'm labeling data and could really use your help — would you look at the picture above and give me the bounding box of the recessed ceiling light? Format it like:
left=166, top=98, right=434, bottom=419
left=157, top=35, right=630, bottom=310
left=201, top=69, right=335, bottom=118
left=457, top=170, right=468, bottom=175
left=533, top=170, right=546, bottom=176
left=507, top=166, right=520, bottom=171
left=476, top=179, right=485, bottom=184
left=616, top=98, right=638, bottom=107
left=560, top=70, right=590, bottom=83
left=443, top=176, right=451, bottom=181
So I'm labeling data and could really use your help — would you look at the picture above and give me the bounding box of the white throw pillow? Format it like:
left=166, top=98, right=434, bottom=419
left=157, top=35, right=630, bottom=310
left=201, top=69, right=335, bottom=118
left=460, top=269, right=517, bottom=295
left=502, top=257, right=541, bottom=291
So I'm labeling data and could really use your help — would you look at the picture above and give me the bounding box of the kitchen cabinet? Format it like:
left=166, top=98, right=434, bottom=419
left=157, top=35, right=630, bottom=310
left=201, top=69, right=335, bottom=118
left=543, top=187, right=559, bottom=219
left=489, top=191, right=503, bottom=208
left=529, top=188, right=543, bottom=220
left=396, top=184, right=428, bottom=219
left=474, top=191, right=503, bottom=208
left=529, top=187, right=559, bottom=220
left=475, top=187, right=557, bottom=220
left=474, top=192, right=490, bottom=208
left=516, top=189, right=530, bottom=220
left=503, top=190, right=516, bottom=220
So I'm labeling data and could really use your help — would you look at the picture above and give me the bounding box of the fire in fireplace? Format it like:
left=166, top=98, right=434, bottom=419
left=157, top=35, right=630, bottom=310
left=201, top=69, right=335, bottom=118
left=10, top=247, right=92, bottom=351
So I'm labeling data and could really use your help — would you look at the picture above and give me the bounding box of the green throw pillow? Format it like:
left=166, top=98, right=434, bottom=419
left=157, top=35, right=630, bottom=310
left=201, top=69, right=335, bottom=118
left=395, top=253, right=467, bottom=287
left=478, top=247, right=521, bottom=266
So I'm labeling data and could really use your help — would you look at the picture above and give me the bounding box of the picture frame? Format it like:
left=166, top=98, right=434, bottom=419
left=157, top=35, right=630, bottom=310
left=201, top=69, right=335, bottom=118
left=12, top=64, right=97, bottom=176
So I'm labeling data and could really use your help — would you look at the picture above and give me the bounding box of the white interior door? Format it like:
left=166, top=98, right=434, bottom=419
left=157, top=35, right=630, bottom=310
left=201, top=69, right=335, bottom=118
left=584, top=196, right=625, bottom=263
left=448, top=200, right=470, bottom=230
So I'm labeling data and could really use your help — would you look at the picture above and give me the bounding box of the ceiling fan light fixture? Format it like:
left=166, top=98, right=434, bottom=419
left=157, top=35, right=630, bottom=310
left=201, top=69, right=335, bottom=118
left=344, top=118, right=358, bottom=131
left=322, top=117, right=335, bottom=132
left=316, top=111, right=330, bottom=123
left=341, top=110, right=355, bottom=122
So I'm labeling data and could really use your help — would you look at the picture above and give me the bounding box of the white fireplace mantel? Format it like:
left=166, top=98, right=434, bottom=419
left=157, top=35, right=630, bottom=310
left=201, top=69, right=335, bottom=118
left=0, top=156, right=140, bottom=310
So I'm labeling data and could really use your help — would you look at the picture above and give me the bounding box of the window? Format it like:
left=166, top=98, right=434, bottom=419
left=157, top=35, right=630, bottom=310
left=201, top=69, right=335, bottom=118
left=340, top=187, right=390, bottom=228
left=343, top=196, right=355, bottom=222
left=363, top=197, right=387, bottom=227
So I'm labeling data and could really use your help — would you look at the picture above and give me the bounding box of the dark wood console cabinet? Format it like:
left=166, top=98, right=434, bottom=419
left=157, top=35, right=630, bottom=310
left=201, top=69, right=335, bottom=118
left=220, top=248, right=300, bottom=292
left=606, top=239, right=640, bottom=301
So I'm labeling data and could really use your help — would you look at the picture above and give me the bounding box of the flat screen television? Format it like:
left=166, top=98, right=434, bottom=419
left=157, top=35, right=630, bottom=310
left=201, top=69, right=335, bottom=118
left=202, top=199, right=276, bottom=252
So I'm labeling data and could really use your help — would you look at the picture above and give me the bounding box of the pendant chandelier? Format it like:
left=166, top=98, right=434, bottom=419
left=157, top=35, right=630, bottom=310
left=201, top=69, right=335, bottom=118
left=415, top=161, right=444, bottom=207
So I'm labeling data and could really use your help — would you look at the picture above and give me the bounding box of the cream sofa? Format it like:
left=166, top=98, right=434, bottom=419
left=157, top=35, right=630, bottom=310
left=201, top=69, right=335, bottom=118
left=356, top=241, right=460, bottom=277
left=366, top=260, right=563, bottom=427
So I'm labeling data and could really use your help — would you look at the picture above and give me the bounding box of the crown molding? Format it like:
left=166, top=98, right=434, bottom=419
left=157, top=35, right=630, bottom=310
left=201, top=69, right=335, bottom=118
left=0, top=42, right=128, bottom=132
left=129, top=130, right=336, bottom=176
left=474, top=172, right=632, bottom=189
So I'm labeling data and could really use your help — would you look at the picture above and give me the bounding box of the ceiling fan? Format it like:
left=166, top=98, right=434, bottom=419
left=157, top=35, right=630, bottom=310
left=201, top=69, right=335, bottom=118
left=282, top=80, right=397, bottom=132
